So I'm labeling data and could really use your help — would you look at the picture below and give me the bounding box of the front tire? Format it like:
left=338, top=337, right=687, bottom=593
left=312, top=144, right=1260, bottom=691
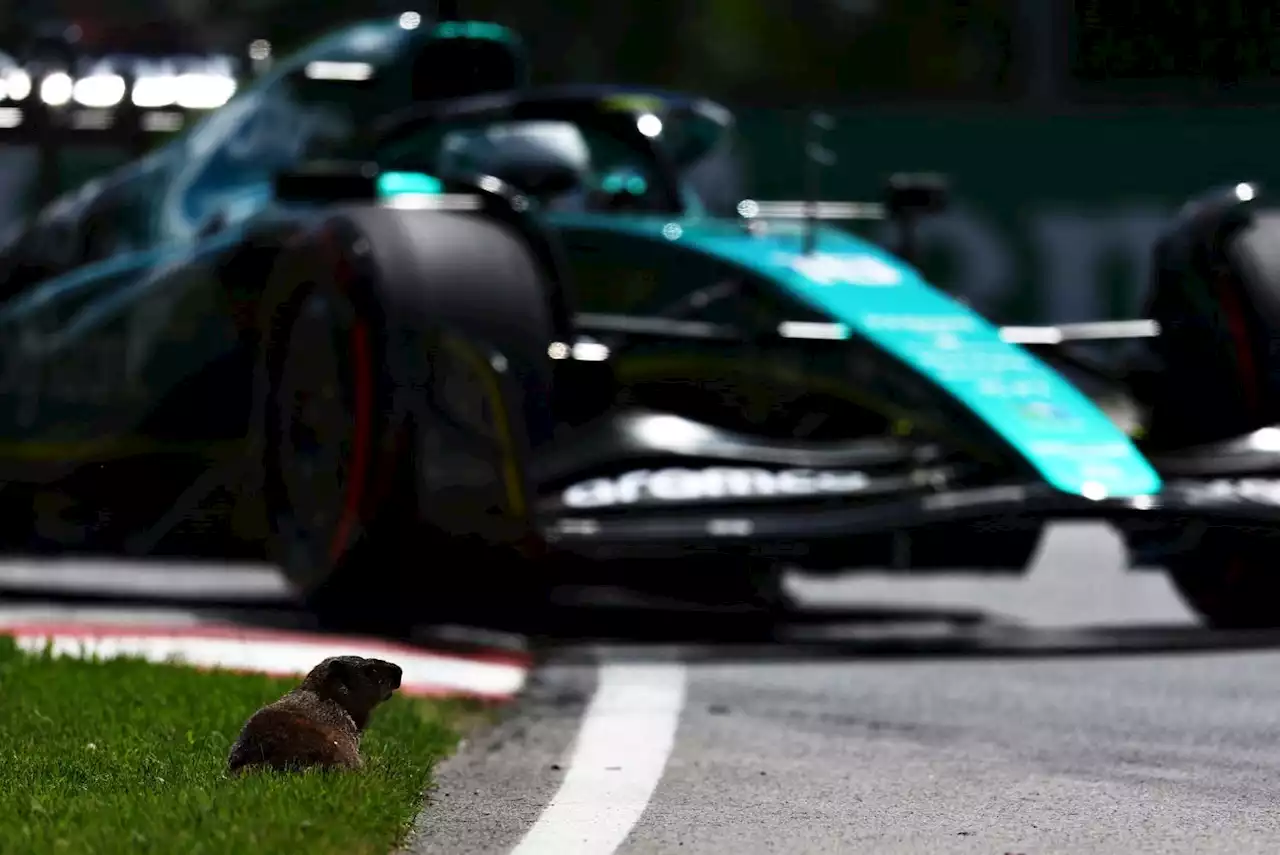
left=252, top=206, right=556, bottom=635
left=1165, top=527, right=1280, bottom=629
left=256, top=223, right=416, bottom=634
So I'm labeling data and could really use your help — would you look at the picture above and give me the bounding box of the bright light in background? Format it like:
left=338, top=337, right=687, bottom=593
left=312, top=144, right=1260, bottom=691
left=1236, top=182, right=1256, bottom=202
left=636, top=112, right=662, bottom=137
left=248, top=39, right=272, bottom=61
left=73, top=73, right=126, bottom=108
left=399, top=11, right=422, bottom=29
left=6, top=69, right=30, bottom=101
left=39, top=72, right=73, bottom=106
left=132, top=74, right=179, bottom=108
left=173, top=72, right=237, bottom=109
left=0, top=56, right=239, bottom=115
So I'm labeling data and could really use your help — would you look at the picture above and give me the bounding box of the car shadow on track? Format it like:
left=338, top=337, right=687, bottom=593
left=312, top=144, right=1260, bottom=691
left=7, top=577, right=1280, bottom=665
left=411, top=587, right=1280, bottom=664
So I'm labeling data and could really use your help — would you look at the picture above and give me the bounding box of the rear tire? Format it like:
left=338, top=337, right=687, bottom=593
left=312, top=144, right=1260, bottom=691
left=1144, top=188, right=1280, bottom=448
left=1145, top=188, right=1280, bottom=630
left=1165, top=527, right=1280, bottom=629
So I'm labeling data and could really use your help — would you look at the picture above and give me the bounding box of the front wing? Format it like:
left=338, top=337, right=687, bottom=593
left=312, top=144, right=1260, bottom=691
left=538, top=476, right=1280, bottom=566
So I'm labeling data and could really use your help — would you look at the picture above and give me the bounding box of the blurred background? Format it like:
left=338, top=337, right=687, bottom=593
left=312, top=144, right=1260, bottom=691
left=0, top=0, right=1275, bottom=324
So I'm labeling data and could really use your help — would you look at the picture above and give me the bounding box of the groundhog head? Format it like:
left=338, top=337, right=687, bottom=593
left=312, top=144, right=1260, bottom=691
left=302, top=655, right=403, bottom=728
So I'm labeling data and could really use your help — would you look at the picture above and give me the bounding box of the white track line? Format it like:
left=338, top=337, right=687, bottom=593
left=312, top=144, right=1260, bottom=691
left=0, top=605, right=212, bottom=627
left=510, top=662, right=687, bottom=855
left=0, top=558, right=291, bottom=599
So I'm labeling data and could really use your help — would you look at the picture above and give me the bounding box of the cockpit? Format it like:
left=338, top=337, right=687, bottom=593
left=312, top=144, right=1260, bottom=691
left=370, top=88, right=738, bottom=217
left=435, top=120, right=597, bottom=210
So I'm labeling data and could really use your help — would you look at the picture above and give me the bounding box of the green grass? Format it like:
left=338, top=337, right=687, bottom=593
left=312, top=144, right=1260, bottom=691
left=0, top=636, right=485, bottom=855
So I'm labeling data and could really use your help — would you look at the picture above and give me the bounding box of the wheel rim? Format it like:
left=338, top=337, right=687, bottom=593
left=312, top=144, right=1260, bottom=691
left=273, top=285, right=370, bottom=574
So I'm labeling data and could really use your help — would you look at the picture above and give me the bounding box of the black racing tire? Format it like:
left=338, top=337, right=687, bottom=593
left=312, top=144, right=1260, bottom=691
left=251, top=205, right=555, bottom=635
left=1144, top=197, right=1280, bottom=448
left=1165, top=527, right=1280, bottom=629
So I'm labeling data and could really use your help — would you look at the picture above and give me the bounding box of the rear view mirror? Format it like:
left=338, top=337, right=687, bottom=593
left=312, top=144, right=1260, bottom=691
left=885, top=172, right=950, bottom=217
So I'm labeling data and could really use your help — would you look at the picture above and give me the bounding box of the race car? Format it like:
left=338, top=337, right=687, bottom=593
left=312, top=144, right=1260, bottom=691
left=1, top=13, right=1279, bottom=635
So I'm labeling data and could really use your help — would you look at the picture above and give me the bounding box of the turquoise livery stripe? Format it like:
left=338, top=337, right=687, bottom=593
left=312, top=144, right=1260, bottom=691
left=551, top=213, right=1162, bottom=499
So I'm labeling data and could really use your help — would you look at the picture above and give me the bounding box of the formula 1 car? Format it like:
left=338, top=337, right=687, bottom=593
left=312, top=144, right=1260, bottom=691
left=2, top=14, right=1280, bottom=634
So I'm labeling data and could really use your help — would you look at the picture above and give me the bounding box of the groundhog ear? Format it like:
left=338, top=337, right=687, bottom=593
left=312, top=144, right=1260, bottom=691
left=328, top=658, right=356, bottom=685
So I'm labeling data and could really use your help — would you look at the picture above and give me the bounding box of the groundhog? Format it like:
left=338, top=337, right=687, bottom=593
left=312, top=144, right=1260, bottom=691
left=227, top=655, right=403, bottom=774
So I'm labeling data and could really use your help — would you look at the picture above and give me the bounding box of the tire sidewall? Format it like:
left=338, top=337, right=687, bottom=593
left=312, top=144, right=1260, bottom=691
left=251, top=219, right=408, bottom=597
left=1166, top=527, right=1280, bottom=629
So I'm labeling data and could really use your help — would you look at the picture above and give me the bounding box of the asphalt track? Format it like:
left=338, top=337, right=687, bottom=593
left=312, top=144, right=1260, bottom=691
left=5, top=523, right=1280, bottom=853
left=405, top=522, right=1280, bottom=855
